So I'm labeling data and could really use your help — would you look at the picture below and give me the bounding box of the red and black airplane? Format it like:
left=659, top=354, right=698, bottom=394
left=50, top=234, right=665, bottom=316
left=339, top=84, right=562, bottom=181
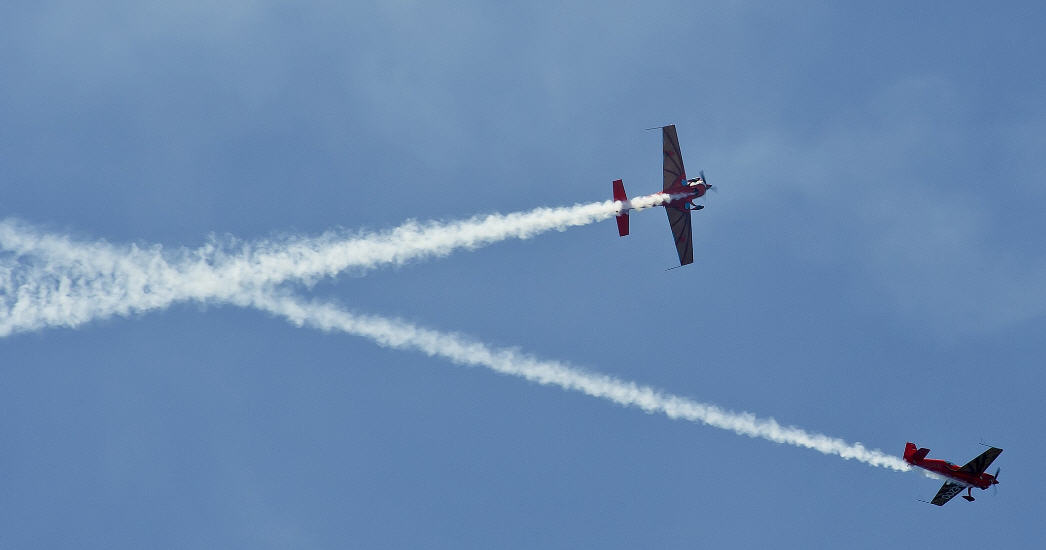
left=904, top=442, right=1002, bottom=506
left=612, top=124, right=711, bottom=266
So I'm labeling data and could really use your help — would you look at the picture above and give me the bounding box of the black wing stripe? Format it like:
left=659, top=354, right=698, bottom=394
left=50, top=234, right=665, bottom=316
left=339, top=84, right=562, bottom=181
left=665, top=206, right=693, bottom=265
left=662, top=125, right=686, bottom=191
left=930, top=482, right=964, bottom=506
left=960, top=447, right=1002, bottom=475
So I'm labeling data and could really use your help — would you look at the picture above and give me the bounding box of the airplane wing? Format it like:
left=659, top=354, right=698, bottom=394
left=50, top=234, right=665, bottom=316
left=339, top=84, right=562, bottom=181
left=662, top=125, right=686, bottom=191
left=959, top=447, right=1003, bottom=475
left=930, top=481, right=965, bottom=506
left=665, top=206, right=694, bottom=266
left=661, top=125, right=693, bottom=265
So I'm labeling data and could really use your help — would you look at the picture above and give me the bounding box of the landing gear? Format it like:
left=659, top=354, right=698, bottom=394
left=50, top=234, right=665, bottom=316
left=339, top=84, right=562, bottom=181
left=688, top=203, right=704, bottom=211
left=962, top=487, right=975, bottom=502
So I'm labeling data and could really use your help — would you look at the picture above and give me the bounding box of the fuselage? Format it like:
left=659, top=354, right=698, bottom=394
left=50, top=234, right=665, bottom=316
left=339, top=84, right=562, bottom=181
left=662, top=180, right=710, bottom=210
left=906, top=456, right=998, bottom=489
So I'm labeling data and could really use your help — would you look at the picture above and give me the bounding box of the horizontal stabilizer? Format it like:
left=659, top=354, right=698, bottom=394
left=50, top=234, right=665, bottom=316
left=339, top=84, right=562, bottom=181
left=613, top=179, right=629, bottom=236
left=904, top=442, right=930, bottom=462
left=616, top=213, right=629, bottom=237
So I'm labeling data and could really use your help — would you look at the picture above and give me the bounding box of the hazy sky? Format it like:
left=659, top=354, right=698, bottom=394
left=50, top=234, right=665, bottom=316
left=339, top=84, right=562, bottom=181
left=2, top=2, right=1044, bottom=548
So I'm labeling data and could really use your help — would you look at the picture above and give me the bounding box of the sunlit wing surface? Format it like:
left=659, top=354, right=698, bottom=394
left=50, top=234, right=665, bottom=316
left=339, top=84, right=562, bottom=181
left=662, top=125, right=686, bottom=191
left=930, top=481, right=965, bottom=506
left=666, top=206, right=693, bottom=266
left=960, top=447, right=1003, bottom=475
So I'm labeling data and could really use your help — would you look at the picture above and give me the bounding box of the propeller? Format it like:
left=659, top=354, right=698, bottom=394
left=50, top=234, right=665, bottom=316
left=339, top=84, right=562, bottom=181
left=701, top=170, right=716, bottom=193
left=993, top=467, right=1001, bottom=496
left=685, top=170, right=714, bottom=210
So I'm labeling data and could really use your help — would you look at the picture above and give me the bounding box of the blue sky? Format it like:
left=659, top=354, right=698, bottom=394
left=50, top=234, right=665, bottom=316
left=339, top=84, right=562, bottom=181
left=2, top=2, right=1045, bottom=548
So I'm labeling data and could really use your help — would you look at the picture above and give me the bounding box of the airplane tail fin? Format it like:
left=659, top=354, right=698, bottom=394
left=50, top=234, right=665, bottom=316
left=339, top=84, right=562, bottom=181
left=904, top=442, right=930, bottom=463
left=612, top=179, right=629, bottom=237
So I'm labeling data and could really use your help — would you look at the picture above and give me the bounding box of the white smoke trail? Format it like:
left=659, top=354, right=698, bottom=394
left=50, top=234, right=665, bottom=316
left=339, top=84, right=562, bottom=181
left=0, top=198, right=912, bottom=472
left=239, top=291, right=911, bottom=472
left=0, top=194, right=671, bottom=337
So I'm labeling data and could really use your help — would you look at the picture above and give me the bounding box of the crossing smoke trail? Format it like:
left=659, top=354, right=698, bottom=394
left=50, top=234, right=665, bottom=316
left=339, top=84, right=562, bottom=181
left=240, top=291, right=911, bottom=472
left=0, top=194, right=912, bottom=473
left=0, top=194, right=672, bottom=337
